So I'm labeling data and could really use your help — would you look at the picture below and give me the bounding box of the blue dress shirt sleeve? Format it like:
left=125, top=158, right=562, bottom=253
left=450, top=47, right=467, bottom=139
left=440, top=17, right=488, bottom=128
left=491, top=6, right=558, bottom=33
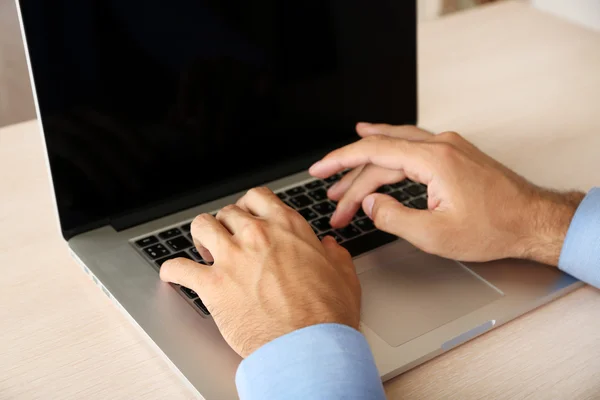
left=559, top=187, right=600, bottom=288
left=235, top=323, right=385, bottom=400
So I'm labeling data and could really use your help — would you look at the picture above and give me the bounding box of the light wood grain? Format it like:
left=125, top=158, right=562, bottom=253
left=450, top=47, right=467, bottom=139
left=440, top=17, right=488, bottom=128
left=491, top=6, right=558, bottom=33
left=1, top=1, right=600, bottom=399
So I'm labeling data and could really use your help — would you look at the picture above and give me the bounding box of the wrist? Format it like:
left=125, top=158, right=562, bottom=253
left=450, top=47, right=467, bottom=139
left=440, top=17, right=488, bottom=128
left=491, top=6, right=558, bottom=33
left=515, top=189, right=585, bottom=266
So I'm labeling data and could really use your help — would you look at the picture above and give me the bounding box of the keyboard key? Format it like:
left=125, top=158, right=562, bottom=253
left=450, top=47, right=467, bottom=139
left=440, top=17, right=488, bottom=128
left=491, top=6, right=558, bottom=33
left=285, top=187, right=305, bottom=196
left=324, top=174, right=341, bottom=183
left=144, top=244, right=170, bottom=259
left=355, top=218, right=375, bottom=232
left=276, top=192, right=287, bottom=200
left=194, top=298, right=210, bottom=315
left=336, top=224, right=361, bottom=239
left=390, top=190, right=409, bottom=202
left=342, top=230, right=397, bottom=258
left=135, top=236, right=158, bottom=247
left=305, top=180, right=324, bottom=190
left=405, top=184, right=427, bottom=197
left=298, top=207, right=319, bottom=221
left=166, top=236, right=192, bottom=251
left=180, top=286, right=198, bottom=299
left=409, top=197, right=428, bottom=210
left=376, top=185, right=392, bottom=194
left=356, top=208, right=366, bottom=218
left=289, top=194, right=313, bottom=209
left=312, top=201, right=336, bottom=215
left=312, top=217, right=332, bottom=232
left=318, top=231, right=343, bottom=243
left=189, top=247, right=204, bottom=261
left=158, top=228, right=181, bottom=239
left=181, top=222, right=191, bottom=232
left=307, top=188, right=327, bottom=202
left=155, top=251, right=191, bottom=267
left=391, top=179, right=411, bottom=189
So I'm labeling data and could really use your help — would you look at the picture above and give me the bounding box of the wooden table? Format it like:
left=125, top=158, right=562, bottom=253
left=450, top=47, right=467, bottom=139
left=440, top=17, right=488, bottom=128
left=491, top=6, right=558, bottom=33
left=2, top=1, right=600, bottom=398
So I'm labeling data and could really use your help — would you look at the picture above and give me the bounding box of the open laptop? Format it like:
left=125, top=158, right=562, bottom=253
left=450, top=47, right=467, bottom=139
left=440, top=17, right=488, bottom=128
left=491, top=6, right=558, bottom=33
left=17, top=1, right=582, bottom=398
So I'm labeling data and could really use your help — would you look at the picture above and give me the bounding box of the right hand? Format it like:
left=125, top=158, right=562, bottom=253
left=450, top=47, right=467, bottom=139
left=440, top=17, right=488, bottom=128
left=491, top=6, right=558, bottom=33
left=309, top=123, right=584, bottom=266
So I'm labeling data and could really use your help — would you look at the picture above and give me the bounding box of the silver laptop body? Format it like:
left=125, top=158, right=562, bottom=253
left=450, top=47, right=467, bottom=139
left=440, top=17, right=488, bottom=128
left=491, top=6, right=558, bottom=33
left=17, top=1, right=582, bottom=398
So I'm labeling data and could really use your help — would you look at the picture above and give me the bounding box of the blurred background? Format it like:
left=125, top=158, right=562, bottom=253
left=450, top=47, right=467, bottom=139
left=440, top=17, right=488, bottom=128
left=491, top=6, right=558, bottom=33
left=1, top=0, right=598, bottom=128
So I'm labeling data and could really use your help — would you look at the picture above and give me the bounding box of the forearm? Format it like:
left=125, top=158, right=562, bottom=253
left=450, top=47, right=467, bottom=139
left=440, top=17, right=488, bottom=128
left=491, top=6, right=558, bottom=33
left=517, top=189, right=586, bottom=266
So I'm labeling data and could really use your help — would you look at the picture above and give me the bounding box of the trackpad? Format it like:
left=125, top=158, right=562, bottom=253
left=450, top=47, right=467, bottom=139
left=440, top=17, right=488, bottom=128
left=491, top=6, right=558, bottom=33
left=358, top=245, right=502, bottom=347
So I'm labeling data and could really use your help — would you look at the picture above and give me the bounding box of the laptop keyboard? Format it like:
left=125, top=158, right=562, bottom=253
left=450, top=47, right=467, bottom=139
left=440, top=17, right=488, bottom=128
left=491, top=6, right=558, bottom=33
left=131, top=175, right=428, bottom=317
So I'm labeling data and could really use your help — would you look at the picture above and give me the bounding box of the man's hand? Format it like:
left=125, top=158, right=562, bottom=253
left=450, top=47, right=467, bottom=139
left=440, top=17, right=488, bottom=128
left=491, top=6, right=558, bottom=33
left=159, top=187, right=361, bottom=358
left=310, top=123, right=584, bottom=266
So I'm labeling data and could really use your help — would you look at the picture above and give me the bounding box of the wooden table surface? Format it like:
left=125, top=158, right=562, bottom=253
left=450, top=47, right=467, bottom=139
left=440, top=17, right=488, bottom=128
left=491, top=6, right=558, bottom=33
left=2, top=1, right=600, bottom=399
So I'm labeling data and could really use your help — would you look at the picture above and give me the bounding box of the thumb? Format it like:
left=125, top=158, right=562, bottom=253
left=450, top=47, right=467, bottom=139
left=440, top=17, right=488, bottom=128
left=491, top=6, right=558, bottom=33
left=160, top=257, right=214, bottom=298
left=363, top=193, right=434, bottom=242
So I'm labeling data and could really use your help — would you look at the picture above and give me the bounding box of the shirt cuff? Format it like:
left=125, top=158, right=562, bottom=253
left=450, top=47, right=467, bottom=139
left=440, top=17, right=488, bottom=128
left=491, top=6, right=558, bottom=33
left=235, top=323, right=385, bottom=400
left=558, top=187, right=600, bottom=289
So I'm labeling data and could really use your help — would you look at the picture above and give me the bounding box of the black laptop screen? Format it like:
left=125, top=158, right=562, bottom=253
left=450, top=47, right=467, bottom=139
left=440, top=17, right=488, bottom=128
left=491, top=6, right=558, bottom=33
left=19, top=0, right=416, bottom=239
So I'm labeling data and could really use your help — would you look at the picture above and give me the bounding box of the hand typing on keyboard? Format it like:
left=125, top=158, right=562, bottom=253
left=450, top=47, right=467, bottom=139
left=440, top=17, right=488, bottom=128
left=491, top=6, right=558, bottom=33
left=309, top=123, right=584, bottom=266
left=159, top=187, right=361, bottom=358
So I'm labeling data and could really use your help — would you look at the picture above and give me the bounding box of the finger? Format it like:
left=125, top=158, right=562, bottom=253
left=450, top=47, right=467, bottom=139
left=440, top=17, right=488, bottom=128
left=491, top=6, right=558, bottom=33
left=362, top=193, right=435, bottom=244
left=327, top=165, right=364, bottom=201
left=330, top=165, right=405, bottom=228
left=236, top=186, right=284, bottom=218
left=216, top=204, right=256, bottom=234
left=321, top=235, right=354, bottom=270
left=160, top=257, right=214, bottom=298
left=309, top=136, right=434, bottom=183
left=191, top=213, right=233, bottom=262
left=356, top=122, right=433, bottom=140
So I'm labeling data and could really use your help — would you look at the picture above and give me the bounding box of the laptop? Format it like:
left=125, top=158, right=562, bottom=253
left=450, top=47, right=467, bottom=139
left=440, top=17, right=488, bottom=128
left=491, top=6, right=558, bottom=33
left=17, top=1, right=582, bottom=398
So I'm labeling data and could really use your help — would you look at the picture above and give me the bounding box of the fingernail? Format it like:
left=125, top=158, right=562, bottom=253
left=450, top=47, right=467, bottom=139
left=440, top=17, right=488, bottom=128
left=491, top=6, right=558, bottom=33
left=363, top=195, right=375, bottom=218
left=357, top=121, right=371, bottom=126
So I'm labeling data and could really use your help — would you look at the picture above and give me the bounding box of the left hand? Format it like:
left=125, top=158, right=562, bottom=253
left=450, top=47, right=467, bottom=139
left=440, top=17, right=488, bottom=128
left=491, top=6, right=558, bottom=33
left=159, top=187, right=361, bottom=358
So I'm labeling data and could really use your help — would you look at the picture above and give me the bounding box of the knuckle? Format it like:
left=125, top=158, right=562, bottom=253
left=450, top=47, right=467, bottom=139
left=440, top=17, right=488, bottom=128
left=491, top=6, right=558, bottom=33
left=372, top=206, right=392, bottom=229
left=248, top=186, right=272, bottom=197
left=192, top=213, right=212, bottom=227
left=219, top=204, right=237, bottom=214
left=364, top=134, right=387, bottom=143
left=438, top=130, right=462, bottom=143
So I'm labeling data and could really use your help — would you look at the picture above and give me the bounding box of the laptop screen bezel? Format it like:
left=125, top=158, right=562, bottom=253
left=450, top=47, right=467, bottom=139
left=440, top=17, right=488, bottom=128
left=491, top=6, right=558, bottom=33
left=17, top=1, right=417, bottom=240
